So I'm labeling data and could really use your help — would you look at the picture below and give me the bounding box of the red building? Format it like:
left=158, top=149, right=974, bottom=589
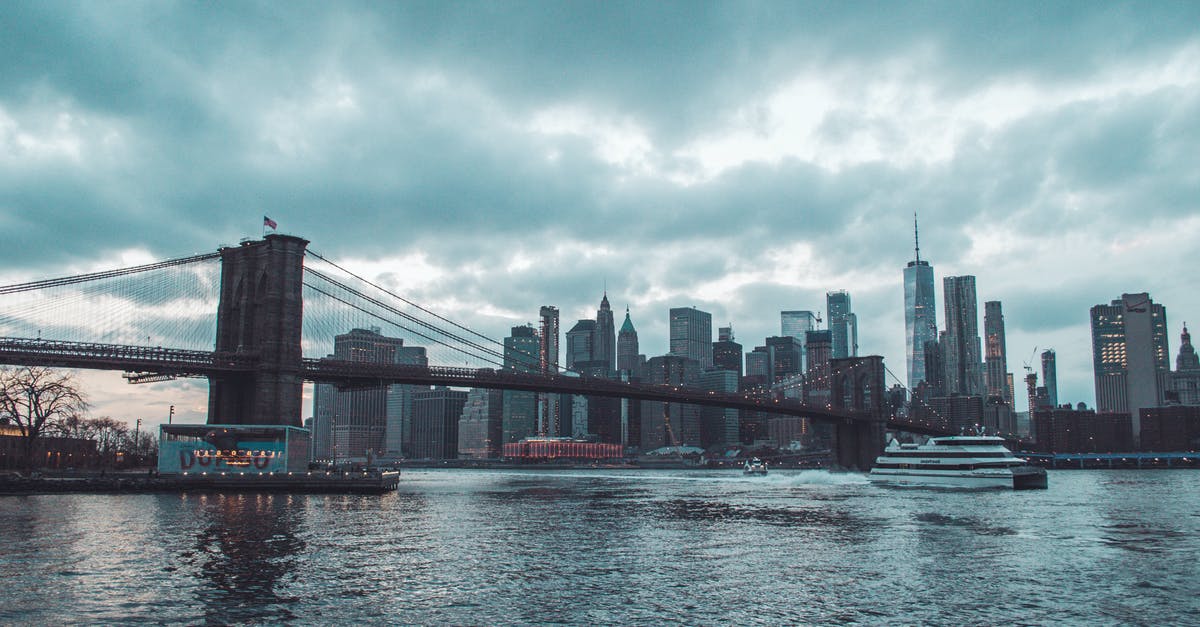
left=502, top=438, right=622, bottom=460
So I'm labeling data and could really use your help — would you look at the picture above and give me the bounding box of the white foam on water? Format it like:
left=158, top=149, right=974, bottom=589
left=465, top=468, right=870, bottom=486
left=746, top=469, right=871, bottom=486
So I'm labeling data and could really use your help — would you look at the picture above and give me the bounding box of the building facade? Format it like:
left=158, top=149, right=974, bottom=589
left=384, top=345, right=430, bottom=457
left=617, top=307, right=642, bottom=377
left=942, top=275, right=984, bottom=397
left=640, top=355, right=701, bottom=450
left=826, top=291, right=858, bottom=359
left=983, top=300, right=1010, bottom=403
left=698, top=369, right=739, bottom=448
left=1032, top=408, right=1132, bottom=453
left=593, top=293, right=616, bottom=372
left=503, top=325, right=540, bottom=443
left=803, top=330, right=833, bottom=408
left=539, top=306, right=561, bottom=437
left=904, top=217, right=937, bottom=391
left=764, top=335, right=804, bottom=382
left=457, top=387, right=504, bottom=459
left=565, top=319, right=597, bottom=370
left=1041, top=349, right=1058, bottom=408
left=317, top=328, right=414, bottom=462
left=781, top=310, right=818, bottom=370
left=669, top=307, right=713, bottom=369
left=411, top=387, right=468, bottom=460
left=1091, top=293, right=1170, bottom=446
left=1168, top=324, right=1200, bottom=406
left=712, top=325, right=743, bottom=378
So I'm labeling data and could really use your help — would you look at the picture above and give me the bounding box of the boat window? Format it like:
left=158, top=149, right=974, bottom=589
left=882, top=451, right=1011, bottom=459
left=932, top=438, right=1004, bottom=447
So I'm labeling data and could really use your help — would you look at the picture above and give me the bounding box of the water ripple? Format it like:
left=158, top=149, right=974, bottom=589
left=0, top=469, right=1197, bottom=624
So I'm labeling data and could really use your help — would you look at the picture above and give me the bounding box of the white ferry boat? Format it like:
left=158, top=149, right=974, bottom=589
left=869, top=436, right=1047, bottom=489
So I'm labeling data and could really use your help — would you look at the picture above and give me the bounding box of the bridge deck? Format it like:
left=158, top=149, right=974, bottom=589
left=0, top=337, right=950, bottom=433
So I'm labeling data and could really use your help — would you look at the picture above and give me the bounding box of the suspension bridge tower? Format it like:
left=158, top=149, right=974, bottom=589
left=208, top=234, right=309, bottom=427
left=829, top=355, right=888, bottom=470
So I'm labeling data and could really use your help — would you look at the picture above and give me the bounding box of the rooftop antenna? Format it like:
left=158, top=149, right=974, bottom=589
left=913, top=211, right=921, bottom=263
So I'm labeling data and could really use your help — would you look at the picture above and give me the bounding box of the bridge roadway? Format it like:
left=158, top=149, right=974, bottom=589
left=0, top=337, right=255, bottom=378
left=0, top=337, right=951, bottom=435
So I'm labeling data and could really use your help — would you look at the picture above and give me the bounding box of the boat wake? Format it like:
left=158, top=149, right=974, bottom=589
left=758, top=470, right=870, bottom=486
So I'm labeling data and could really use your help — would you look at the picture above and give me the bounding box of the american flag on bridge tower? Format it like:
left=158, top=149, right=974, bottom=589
left=263, top=215, right=277, bottom=230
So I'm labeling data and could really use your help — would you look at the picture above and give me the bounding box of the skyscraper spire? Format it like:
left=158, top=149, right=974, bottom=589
left=913, top=211, right=921, bottom=263
left=1178, top=322, right=1199, bottom=372
left=594, top=289, right=616, bottom=370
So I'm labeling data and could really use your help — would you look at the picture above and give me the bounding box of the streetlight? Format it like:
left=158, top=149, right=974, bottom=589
left=135, top=418, right=142, bottom=463
left=168, top=405, right=175, bottom=425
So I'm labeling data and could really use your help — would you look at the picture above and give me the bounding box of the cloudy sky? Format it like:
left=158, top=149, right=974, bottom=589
left=3, top=1, right=1198, bottom=429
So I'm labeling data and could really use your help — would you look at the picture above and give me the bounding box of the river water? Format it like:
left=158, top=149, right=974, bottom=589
left=1, top=469, right=1197, bottom=625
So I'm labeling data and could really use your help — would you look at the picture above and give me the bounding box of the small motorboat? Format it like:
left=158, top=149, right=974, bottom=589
left=743, top=457, right=768, bottom=475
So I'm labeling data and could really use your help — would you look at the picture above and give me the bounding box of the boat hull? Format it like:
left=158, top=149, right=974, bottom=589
left=869, top=466, right=1047, bottom=490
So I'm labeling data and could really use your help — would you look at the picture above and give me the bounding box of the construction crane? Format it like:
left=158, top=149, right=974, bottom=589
left=1022, top=346, right=1039, bottom=375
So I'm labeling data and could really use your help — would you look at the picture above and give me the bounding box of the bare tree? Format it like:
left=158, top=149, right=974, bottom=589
left=89, top=416, right=129, bottom=460
left=49, top=411, right=97, bottom=440
left=0, top=367, right=88, bottom=473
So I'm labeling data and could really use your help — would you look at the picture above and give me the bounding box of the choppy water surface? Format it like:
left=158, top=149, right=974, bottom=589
left=1, top=469, right=1197, bottom=625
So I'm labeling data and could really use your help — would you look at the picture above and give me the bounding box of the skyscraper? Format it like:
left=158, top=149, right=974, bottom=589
left=565, top=319, right=596, bottom=369
left=1041, top=349, right=1058, bottom=408
left=325, top=327, right=412, bottom=461
left=617, top=307, right=641, bottom=375
left=712, top=325, right=743, bottom=378
left=804, top=330, right=832, bottom=408
left=669, top=307, right=713, bottom=369
left=1169, top=325, right=1200, bottom=405
left=411, top=387, right=468, bottom=460
left=765, top=335, right=804, bottom=382
left=1091, top=293, right=1169, bottom=446
left=942, top=275, right=984, bottom=397
left=826, top=291, right=858, bottom=359
left=457, top=388, right=503, bottom=459
left=698, top=369, right=739, bottom=448
left=1177, top=325, right=1199, bottom=372
left=539, top=306, right=560, bottom=376
left=641, top=355, right=701, bottom=450
left=593, top=293, right=616, bottom=372
left=904, top=215, right=937, bottom=391
left=781, top=310, right=818, bottom=370
left=983, top=301, right=1010, bottom=403
left=539, top=306, right=561, bottom=436
left=502, top=325, right=539, bottom=443
left=781, top=310, right=819, bottom=339
left=745, top=347, right=771, bottom=381
left=385, top=344, right=429, bottom=457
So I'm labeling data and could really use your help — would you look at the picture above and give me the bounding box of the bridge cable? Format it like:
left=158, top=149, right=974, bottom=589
left=305, top=249, right=509, bottom=352
left=301, top=280, right=509, bottom=370
left=0, top=252, right=222, bottom=295
left=303, top=267, right=512, bottom=366
left=304, top=252, right=574, bottom=376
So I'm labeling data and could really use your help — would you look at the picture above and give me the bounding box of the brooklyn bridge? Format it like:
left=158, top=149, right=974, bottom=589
left=0, top=234, right=950, bottom=469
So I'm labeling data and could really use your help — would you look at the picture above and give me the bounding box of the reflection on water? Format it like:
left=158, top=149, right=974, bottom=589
left=185, top=493, right=306, bottom=624
left=1, top=470, right=1198, bottom=624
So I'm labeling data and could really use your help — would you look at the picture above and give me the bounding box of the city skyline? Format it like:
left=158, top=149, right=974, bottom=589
left=2, top=3, right=1198, bottom=430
